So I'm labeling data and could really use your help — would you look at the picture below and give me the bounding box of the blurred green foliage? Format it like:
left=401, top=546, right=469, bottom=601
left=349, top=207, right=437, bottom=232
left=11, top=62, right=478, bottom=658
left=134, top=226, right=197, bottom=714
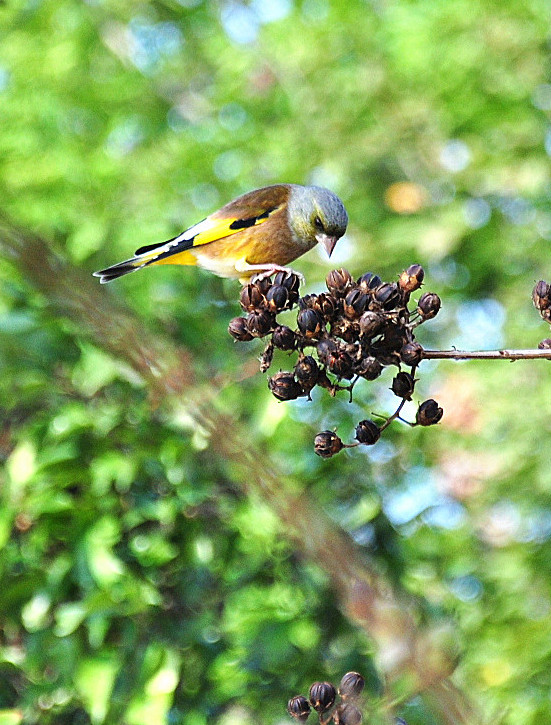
left=1, top=0, right=551, bottom=723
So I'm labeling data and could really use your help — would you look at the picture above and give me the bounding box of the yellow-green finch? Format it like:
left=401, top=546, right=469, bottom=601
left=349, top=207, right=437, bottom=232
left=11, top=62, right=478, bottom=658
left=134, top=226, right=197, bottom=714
left=93, top=184, right=348, bottom=284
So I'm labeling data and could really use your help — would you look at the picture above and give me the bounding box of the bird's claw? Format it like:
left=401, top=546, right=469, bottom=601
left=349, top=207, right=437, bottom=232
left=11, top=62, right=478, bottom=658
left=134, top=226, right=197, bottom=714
left=251, top=267, right=304, bottom=285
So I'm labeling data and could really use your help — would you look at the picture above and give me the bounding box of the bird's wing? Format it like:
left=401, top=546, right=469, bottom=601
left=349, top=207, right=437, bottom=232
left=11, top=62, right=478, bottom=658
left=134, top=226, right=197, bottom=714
left=135, top=184, right=291, bottom=262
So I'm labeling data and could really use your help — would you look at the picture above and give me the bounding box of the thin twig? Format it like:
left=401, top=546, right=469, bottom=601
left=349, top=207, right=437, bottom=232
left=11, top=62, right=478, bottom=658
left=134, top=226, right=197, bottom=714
left=422, top=348, right=551, bottom=361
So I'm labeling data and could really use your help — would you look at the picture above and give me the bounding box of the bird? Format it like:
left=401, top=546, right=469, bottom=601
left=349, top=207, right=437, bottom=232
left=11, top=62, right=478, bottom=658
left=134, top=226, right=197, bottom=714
left=93, top=184, right=348, bottom=285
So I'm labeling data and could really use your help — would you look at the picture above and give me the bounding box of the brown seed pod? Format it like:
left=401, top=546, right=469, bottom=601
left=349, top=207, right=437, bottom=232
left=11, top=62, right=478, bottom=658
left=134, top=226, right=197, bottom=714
left=299, top=293, right=319, bottom=310
left=357, top=271, right=382, bottom=293
left=355, top=419, right=381, bottom=445
left=295, top=355, right=320, bottom=392
left=532, top=280, right=551, bottom=311
left=326, top=268, right=353, bottom=297
left=297, top=308, right=325, bottom=339
left=240, top=283, right=266, bottom=312
left=373, top=282, right=402, bottom=310
left=268, top=371, right=303, bottom=401
left=309, top=681, right=337, bottom=712
left=416, top=399, right=443, bottom=425
left=327, top=348, right=355, bottom=379
left=316, top=338, right=338, bottom=366
left=274, top=271, right=301, bottom=304
left=399, top=264, right=425, bottom=293
left=252, top=275, right=273, bottom=295
left=266, top=284, right=290, bottom=312
left=338, top=671, right=365, bottom=701
left=314, top=431, right=344, bottom=458
left=334, top=703, right=362, bottom=725
left=331, top=318, right=360, bottom=343
left=246, top=309, right=274, bottom=337
left=272, top=325, right=297, bottom=350
left=344, top=288, right=369, bottom=319
left=359, top=311, right=384, bottom=338
left=228, top=316, right=254, bottom=341
left=356, top=356, right=383, bottom=380
left=287, top=695, right=311, bottom=722
left=417, top=292, right=441, bottom=320
left=400, top=341, right=424, bottom=366
left=391, top=371, right=416, bottom=399
left=313, top=292, right=339, bottom=320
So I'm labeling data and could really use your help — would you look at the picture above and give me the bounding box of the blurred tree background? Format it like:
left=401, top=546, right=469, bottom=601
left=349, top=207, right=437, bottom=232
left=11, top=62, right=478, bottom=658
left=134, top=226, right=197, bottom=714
left=1, top=0, right=551, bottom=723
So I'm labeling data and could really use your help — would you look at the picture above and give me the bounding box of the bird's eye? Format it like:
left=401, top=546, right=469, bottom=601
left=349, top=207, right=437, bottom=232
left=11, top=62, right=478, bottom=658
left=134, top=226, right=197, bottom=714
left=314, top=216, right=324, bottom=231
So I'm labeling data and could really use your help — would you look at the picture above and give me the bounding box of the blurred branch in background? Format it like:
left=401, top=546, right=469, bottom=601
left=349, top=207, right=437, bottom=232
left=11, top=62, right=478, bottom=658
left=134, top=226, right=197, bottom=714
left=0, top=216, right=480, bottom=724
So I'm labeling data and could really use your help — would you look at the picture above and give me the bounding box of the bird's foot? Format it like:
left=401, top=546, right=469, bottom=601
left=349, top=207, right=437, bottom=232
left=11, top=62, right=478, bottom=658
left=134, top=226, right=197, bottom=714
left=249, top=266, right=304, bottom=285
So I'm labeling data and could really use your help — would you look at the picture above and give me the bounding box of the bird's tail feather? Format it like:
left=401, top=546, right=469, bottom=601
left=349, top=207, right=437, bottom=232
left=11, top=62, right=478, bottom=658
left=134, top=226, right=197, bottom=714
left=93, top=254, right=156, bottom=284
left=93, top=240, right=198, bottom=284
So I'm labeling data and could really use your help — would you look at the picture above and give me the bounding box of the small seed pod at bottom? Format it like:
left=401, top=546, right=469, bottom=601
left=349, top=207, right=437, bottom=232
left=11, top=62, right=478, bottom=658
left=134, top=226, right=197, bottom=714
left=228, top=316, right=254, bottom=342
left=309, top=681, right=337, bottom=713
left=334, top=703, right=362, bottom=725
left=268, top=372, right=303, bottom=401
left=287, top=695, right=311, bottom=722
left=355, top=419, right=381, bottom=445
left=314, top=431, right=344, bottom=458
left=391, top=371, right=416, bottom=400
left=416, top=399, right=443, bottom=426
left=338, top=671, right=365, bottom=701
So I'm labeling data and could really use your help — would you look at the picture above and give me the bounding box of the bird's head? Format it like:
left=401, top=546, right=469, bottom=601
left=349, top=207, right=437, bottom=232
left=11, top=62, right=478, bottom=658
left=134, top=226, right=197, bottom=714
left=289, top=185, right=348, bottom=256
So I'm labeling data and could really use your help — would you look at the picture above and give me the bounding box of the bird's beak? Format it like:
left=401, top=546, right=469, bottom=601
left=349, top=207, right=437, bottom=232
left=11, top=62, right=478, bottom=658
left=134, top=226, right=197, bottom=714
left=316, top=233, right=338, bottom=258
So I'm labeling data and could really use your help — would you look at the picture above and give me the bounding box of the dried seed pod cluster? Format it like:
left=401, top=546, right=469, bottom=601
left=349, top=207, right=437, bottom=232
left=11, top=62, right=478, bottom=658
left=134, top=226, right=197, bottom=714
left=229, top=266, right=444, bottom=457
left=287, top=672, right=407, bottom=724
left=287, top=672, right=364, bottom=724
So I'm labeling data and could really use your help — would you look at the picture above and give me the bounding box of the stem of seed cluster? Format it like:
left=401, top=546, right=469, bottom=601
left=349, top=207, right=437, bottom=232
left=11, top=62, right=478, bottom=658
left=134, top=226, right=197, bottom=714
left=377, top=398, right=408, bottom=431
left=421, top=348, right=551, bottom=361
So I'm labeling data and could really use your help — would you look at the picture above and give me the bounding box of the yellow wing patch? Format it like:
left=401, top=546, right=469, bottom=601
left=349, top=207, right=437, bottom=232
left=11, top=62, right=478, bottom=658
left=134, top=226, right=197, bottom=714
left=191, top=211, right=273, bottom=248
left=150, top=249, right=198, bottom=267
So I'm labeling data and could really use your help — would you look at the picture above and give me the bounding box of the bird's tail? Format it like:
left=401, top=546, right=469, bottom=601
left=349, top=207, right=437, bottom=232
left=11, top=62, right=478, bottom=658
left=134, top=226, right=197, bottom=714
left=93, top=256, right=152, bottom=284
left=93, top=237, right=197, bottom=284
